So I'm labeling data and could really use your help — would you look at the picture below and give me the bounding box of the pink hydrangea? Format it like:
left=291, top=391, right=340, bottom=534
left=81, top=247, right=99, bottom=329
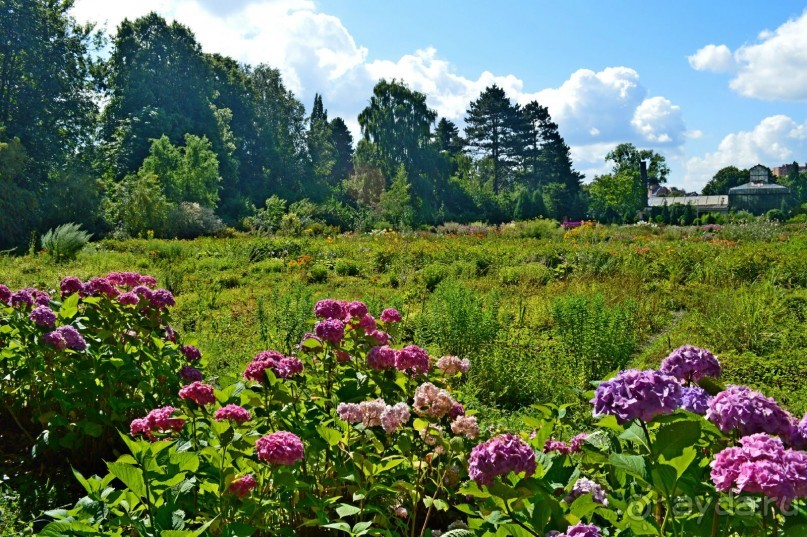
left=179, top=381, right=216, bottom=406
left=707, top=385, right=793, bottom=439
left=243, top=351, right=303, bottom=383
left=132, top=286, right=153, bottom=300
left=468, top=434, right=536, bottom=486
left=544, top=433, right=589, bottom=455
left=117, top=292, right=139, bottom=305
left=228, top=474, right=257, bottom=499
left=215, top=404, right=251, bottom=424
left=381, top=402, right=410, bottom=433
left=413, top=382, right=456, bottom=419
left=367, top=330, right=389, bottom=345
left=314, top=319, right=344, bottom=344
left=358, top=314, right=376, bottom=333
left=337, top=402, right=363, bottom=424
left=83, top=278, right=119, bottom=298
left=29, top=306, right=56, bottom=327
left=564, top=478, right=608, bottom=506
left=380, top=308, right=402, bottom=323
left=130, top=406, right=185, bottom=440
left=395, top=345, right=430, bottom=375
left=367, top=345, right=396, bottom=370
left=314, top=299, right=344, bottom=320
left=255, top=431, right=304, bottom=466
left=149, top=289, right=175, bottom=309
left=451, top=415, right=480, bottom=439
left=346, top=301, right=368, bottom=319
left=359, top=399, right=387, bottom=428
left=437, top=355, right=470, bottom=376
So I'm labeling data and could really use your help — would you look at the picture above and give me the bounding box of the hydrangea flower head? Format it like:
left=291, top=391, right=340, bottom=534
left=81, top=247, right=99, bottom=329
left=117, top=292, right=139, bottom=305
left=451, top=415, right=480, bottom=439
left=413, top=382, right=456, bottom=418
left=181, top=345, right=202, bottom=362
left=367, top=345, right=396, bottom=370
left=707, top=385, right=793, bottom=438
left=314, top=319, right=344, bottom=344
left=468, top=434, right=536, bottom=486
left=256, top=431, right=304, bottom=465
left=346, top=301, right=368, bottom=319
left=59, top=277, right=83, bottom=297
left=437, top=355, right=470, bottom=376
left=44, top=326, right=87, bottom=351
left=0, top=284, right=10, bottom=304
left=215, top=404, right=250, bottom=423
left=180, top=366, right=203, bottom=383
left=178, top=382, right=216, bottom=406
left=591, top=369, right=681, bottom=424
left=314, top=299, right=344, bottom=320
left=564, top=478, right=608, bottom=506
left=380, top=308, right=402, bottom=323
left=337, top=402, right=363, bottom=424
left=679, top=386, right=712, bottom=415
left=228, top=474, right=256, bottom=499
left=150, top=289, right=175, bottom=309
left=29, top=306, right=56, bottom=327
left=660, top=345, right=721, bottom=383
left=380, top=402, right=410, bottom=433
left=395, top=345, right=430, bottom=375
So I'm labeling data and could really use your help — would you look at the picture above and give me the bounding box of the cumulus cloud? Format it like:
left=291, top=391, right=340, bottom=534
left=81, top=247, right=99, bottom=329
left=688, top=44, right=735, bottom=73
left=685, top=115, right=807, bottom=190
left=691, top=10, right=807, bottom=100
left=71, top=0, right=688, bottom=181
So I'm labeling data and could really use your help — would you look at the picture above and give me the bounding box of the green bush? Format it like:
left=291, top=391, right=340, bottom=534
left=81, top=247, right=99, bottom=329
left=306, top=263, right=329, bottom=283
left=40, top=222, right=91, bottom=262
left=165, top=202, right=224, bottom=239
left=250, top=258, right=285, bottom=274
left=334, top=259, right=360, bottom=276
left=416, top=263, right=449, bottom=292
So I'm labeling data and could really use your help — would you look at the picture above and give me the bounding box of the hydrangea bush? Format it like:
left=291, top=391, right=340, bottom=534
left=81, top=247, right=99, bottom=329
left=33, top=303, right=807, bottom=537
left=0, top=273, right=191, bottom=462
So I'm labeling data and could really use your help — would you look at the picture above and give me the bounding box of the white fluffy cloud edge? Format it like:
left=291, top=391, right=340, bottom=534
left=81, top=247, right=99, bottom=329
left=71, top=0, right=806, bottom=192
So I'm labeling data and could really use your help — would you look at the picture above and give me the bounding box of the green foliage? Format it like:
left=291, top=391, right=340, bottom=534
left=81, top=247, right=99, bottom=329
left=306, top=263, right=329, bottom=283
left=104, top=172, right=173, bottom=237
left=40, top=223, right=92, bottom=262
left=166, top=202, right=224, bottom=239
left=587, top=169, right=645, bottom=223
left=140, top=134, right=221, bottom=207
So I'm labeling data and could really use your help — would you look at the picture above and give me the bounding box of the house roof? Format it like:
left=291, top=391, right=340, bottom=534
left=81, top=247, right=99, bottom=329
left=647, top=195, right=728, bottom=208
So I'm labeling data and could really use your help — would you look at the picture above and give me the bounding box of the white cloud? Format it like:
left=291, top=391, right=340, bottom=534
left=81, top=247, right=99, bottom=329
left=685, top=115, right=807, bottom=190
left=691, top=10, right=807, bottom=101
left=688, top=44, right=735, bottom=73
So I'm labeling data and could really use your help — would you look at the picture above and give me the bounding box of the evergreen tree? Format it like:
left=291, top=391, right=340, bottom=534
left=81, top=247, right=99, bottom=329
left=329, top=117, right=354, bottom=185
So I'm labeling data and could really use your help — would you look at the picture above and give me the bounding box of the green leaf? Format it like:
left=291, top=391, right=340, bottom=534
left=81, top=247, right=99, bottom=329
left=650, top=463, right=678, bottom=497
left=317, top=425, right=342, bottom=447
left=608, top=453, right=648, bottom=484
left=662, top=446, right=698, bottom=479
left=106, top=462, right=147, bottom=499
left=221, top=523, right=257, bottom=537
left=322, top=522, right=352, bottom=534
left=59, top=293, right=80, bottom=320
left=336, top=503, right=362, bottom=518
left=619, top=423, right=650, bottom=451
left=653, top=420, right=701, bottom=460
left=38, top=520, right=100, bottom=536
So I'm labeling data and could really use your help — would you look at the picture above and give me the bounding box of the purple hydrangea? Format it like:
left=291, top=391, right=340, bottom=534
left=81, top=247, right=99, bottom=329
left=346, top=301, right=368, bottom=319
left=449, top=403, right=465, bottom=420
left=591, top=369, right=681, bottom=424
left=256, top=431, right=304, bottom=466
left=83, top=278, right=119, bottom=298
left=394, top=345, right=430, bottom=375
left=788, top=414, right=807, bottom=450
left=706, top=385, right=793, bottom=438
left=243, top=351, right=303, bottom=383
left=564, top=477, right=608, bottom=506
left=181, top=345, right=202, bottom=362
left=314, top=319, right=344, bottom=344
left=367, top=330, right=389, bottom=345
left=44, top=326, right=87, bottom=351
left=358, top=314, right=376, bottom=333
left=180, top=366, right=203, bottom=383
left=314, top=299, right=345, bottom=320
left=679, top=386, right=712, bottom=415
left=10, top=289, right=34, bottom=308
left=29, top=306, right=56, bottom=328
left=380, top=308, right=402, bottom=323
left=711, top=433, right=807, bottom=509
left=59, top=277, right=83, bottom=297
left=132, top=285, right=153, bottom=300
left=0, top=284, right=10, bottom=304
left=544, top=433, right=588, bottom=455
left=149, top=289, right=175, bottom=309
left=660, top=345, right=721, bottom=383
left=468, top=434, right=536, bottom=486
left=548, top=524, right=602, bottom=537
left=275, top=357, right=304, bottom=378
left=117, top=292, right=139, bottom=305
left=367, top=345, right=396, bottom=370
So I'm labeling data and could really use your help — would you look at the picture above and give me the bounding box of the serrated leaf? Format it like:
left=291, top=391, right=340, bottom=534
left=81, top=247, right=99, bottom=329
left=106, top=462, right=146, bottom=499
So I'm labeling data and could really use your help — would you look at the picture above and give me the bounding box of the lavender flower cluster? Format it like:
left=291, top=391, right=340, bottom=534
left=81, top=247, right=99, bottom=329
left=44, top=325, right=87, bottom=351
left=679, top=386, right=713, bottom=415
left=547, top=524, right=602, bottom=537
left=659, top=345, right=722, bottom=383
left=468, top=434, right=536, bottom=486
left=564, top=477, right=608, bottom=506
left=591, top=369, right=681, bottom=424
left=711, top=433, right=807, bottom=509
left=706, top=385, right=793, bottom=438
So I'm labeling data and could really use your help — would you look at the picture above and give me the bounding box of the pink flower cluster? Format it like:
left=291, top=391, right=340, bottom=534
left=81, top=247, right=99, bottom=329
left=366, top=344, right=430, bottom=375
left=413, top=382, right=457, bottom=419
left=313, top=299, right=393, bottom=344
left=255, top=431, right=304, bottom=466
left=178, top=381, right=216, bottom=406
left=214, top=404, right=251, bottom=424
left=130, top=406, right=186, bottom=440
left=44, top=325, right=87, bottom=351
left=58, top=274, right=172, bottom=311
left=468, top=434, right=536, bottom=486
left=228, top=474, right=257, bottom=499
left=337, top=400, right=411, bottom=433
left=544, top=433, right=589, bottom=455
left=10, top=288, right=51, bottom=308
left=706, top=385, right=793, bottom=439
left=450, top=415, right=479, bottom=439
left=547, top=524, right=602, bottom=537
left=380, top=308, right=402, bottom=323
left=243, top=351, right=304, bottom=383
left=436, top=355, right=470, bottom=376
left=711, top=434, right=807, bottom=509
left=314, top=319, right=344, bottom=344
left=564, top=477, right=608, bottom=506
left=659, top=345, right=721, bottom=383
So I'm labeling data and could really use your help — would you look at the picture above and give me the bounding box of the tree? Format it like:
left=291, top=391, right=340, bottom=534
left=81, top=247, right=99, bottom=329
left=606, top=143, right=669, bottom=185
left=587, top=170, right=645, bottom=223
left=464, top=85, right=522, bottom=194
left=434, top=118, right=464, bottom=156
left=140, top=134, right=221, bottom=207
left=378, top=165, right=414, bottom=229
left=356, top=79, right=437, bottom=180
left=104, top=172, right=172, bottom=236
left=701, top=166, right=749, bottom=195
left=329, top=117, right=354, bottom=185
left=307, top=94, right=336, bottom=187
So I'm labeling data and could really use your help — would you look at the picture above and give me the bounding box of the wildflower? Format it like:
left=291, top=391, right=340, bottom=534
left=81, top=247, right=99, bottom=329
left=367, top=345, right=396, bottom=370
left=395, top=345, right=430, bottom=375
left=679, top=386, right=712, bottom=415
left=180, top=366, right=203, bottom=383
left=413, top=382, right=456, bottom=419
left=59, top=277, right=83, bottom=297
left=707, top=385, right=793, bottom=438
left=468, top=434, right=536, bottom=486
left=314, top=319, right=344, bottom=344
left=564, top=478, right=608, bottom=506
left=591, top=369, right=681, bottom=424
left=117, top=292, right=139, bottom=305
left=437, top=355, right=470, bottom=376
left=255, top=431, right=304, bottom=466
left=381, top=402, right=410, bottom=433
left=179, top=381, right=216, bottom=406
left=380, top=308, right=402, bottom=323
left=214, top=404, right=250, bottom=424
left=660, top=345, right=721, bottom=383
left=711, top=434, right=807, bottom=509
left=29, top=306, right=56, bottom=328
left=451, top=415, right=480, bottom=439
left=228, top=474, right=256, bottom=499
left=314, top=299, right=344, bottom=320
left=181, top=345, right=202, bottom=362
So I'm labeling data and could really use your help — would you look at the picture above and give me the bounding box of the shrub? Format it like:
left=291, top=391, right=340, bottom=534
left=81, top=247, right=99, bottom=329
left=334, top=259, right=360, bottom=276
left=165, top=202, right=224, bottom=239
left=416, top=263, right=449, bottom=292
left=306, top=264, right=329, bottom=283
left=40, top=222, right=91, bottom=262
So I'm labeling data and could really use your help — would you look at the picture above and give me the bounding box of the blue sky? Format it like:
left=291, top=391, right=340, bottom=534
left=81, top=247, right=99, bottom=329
left=70, top=0, right=807, bottom=191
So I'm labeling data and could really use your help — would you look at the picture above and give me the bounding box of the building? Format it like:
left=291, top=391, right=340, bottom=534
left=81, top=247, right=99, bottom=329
left=647, top=195, right=729, bottom=214
left=772, top=163, right=807, bottom=177
left=728, top=164, right=789, bottom=214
